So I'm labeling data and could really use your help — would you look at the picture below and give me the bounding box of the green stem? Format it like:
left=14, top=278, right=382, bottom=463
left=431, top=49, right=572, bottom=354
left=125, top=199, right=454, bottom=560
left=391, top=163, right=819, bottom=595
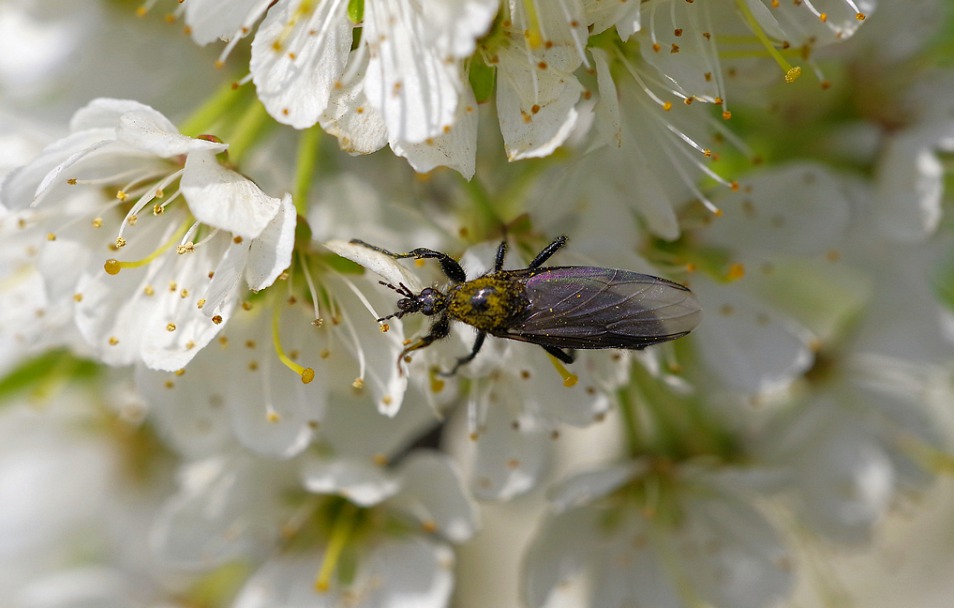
left=225, top=99, right=271, bottom=164
left=294, top=127, right=322, bottom=216
left=179, top=81, right=244, bottom=137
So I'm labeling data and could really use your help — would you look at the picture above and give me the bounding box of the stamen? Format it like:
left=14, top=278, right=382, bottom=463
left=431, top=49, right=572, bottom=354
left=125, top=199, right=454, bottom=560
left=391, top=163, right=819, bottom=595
left=103, top=220, right=192, bottom=275
left=735, top=0, right=802, bottom=83
left=546, top=353, right=578, bottom=387
left=298, top=253, right=323, bottom=320
left=314, top=502, right=358, bottom=592
left=272, top=304, right=315, bottom=383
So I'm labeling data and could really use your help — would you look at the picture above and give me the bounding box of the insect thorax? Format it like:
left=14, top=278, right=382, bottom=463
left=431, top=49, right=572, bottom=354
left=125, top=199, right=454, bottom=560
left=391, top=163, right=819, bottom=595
left=447, top=275, right=528, bottom=332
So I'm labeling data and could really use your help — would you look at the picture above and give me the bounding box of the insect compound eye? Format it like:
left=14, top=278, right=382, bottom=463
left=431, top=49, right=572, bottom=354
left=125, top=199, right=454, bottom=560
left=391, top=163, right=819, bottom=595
left=418, top=288, right=439, bottom=315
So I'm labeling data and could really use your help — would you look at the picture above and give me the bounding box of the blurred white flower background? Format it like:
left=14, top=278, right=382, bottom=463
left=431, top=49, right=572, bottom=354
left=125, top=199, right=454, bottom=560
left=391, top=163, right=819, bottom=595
left=1, top=0, right=954, bottom=607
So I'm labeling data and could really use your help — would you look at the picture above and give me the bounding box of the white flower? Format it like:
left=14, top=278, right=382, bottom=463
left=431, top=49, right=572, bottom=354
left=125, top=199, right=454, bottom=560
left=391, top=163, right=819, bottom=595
left=152, top=437, right=477, bottom=606
left=246, top=0, right=495, bottom=137
left=0, top=98, right=295, bottom=371
left=691, top=163, right=861, bottom=394
left=487, top=0, right=588, bottom=161
left=524, top=461, right=793, bottom=608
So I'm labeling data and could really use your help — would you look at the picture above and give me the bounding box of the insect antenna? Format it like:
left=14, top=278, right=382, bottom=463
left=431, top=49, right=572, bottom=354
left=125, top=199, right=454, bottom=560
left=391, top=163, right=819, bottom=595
left=375, top=281, right=415, bottom=322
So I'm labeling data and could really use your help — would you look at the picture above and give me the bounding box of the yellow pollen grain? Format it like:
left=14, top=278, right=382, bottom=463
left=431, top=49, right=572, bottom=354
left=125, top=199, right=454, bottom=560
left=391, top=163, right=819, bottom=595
left=180, top=289, right=189, bottom=299
left=116, top=190, right=127, bottom=201
left=104, top=259, right=121, bottom=275
left=212, top=315, right=223, bottom=324
left=652, top=42, right=661, bottom=53
left=670, top=43, right=680, bottom=53
left=373, top=453, right=388, bottom=466
left=73, top=293, right=83, bottom=302
left=722, top=110, right=732, bottom=120
left=381, top=395, right=393, bottom=407
left=196, top=298, right=206, bottom=309
left=249, top=361, right=259, bottom=371
left=320, top=349, right=330, bottom=359
left=242, top=301, right=252, bottom=311
left=267, top=410, right=280, bottom=423
left=218, top=336, right=229, bottom=346
left=166, top=323, right=176, bottom=332
left=175, top=368, right=186, bottom=376
left=47, top=232, right=56, bottom=241
left=379, top=323, right=390, bottom=333
left=108, top=336, right=119, bottom=346
left=115, top=236, right=126, bottom=248
left=818, top=13, right=827, bottom=22
left=352, top=378, right=364, bottom=390
left=164, top=380, right=175, bottom=389
left=421, top=520, right=438, bottom=533
left=245, top=340, right=256, bottom=349
left=67, top=178, right=78, bottom=185
left=674, top=28, right=683, bottom=36
left=143, top=285, right=155, bottom=296
left=127, top=215, right=138, bottom=226
left=153, top=204, right=164, bottom=215
left=662, top=101, right=672, bottom=111
left=233, top=236, right=244, bottom=244
left=726, top=263, right=745, bottom=281
left=91, top=218, right=103, bottom=228
left=856, top=12, right=866, bottom=20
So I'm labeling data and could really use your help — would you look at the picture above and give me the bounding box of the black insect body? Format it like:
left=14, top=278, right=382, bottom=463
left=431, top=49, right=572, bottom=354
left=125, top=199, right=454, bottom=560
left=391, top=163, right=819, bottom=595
left=353, top=236, right=702, bottom=375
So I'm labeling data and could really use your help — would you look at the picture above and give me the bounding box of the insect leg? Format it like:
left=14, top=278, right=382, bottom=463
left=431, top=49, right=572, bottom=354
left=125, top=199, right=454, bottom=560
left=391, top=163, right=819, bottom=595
left=542, top=345, right=575, bottom=364
left=396, top=313, right=451, bottom=374
left=493, top=240, right=508, bottom=271
left=528, top=235, right=568, bottom=269
left=349, top=239, right=467, bottom=283
left=441, top=331, right=487, bottom=376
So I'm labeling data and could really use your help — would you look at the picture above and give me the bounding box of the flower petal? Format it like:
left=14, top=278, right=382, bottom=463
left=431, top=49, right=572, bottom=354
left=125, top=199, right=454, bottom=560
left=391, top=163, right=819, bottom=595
left=181, top=149, right=281, bottom=239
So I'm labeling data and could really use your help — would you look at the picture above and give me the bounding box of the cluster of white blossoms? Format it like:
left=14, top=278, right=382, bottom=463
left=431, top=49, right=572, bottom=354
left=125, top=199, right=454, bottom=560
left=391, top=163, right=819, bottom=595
left=1, top=0, right=953, bottom=607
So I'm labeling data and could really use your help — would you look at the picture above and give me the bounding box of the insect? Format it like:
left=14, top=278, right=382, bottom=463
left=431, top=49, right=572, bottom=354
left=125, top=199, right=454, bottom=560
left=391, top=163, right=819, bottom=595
left=352, top=235, right=702, bottom=375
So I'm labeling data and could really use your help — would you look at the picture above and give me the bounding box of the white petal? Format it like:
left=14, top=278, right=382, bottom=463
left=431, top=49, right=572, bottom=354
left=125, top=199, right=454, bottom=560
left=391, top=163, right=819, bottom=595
left=679, top=488, right=793, bottom=608
left=245, top=193, right=296, bottom=290
left=548, top=462, right=645, bottom=513
left=585, top=0, right=641, bottom=37
left=496, top=50, right=582, bottom=160
left=185, top=0, right=272, bottom=45
left=471, top=407, right=551, bottom=501
left=639, top=0, right=723, bottom=102
left=418, top=0, right=497, bottom=57
left=68, top=97, right=156, bottom=131
left=591, top=47, right=621, bottom=148
left=523, top=508, right=600, bottom=608
left=117, top=108, right=226, bottom=158
left=706, top=163, right=851, bottom=255
left=202, top=236, right=251, bottom=317
left=364, top=538, right=455, bottom=608
left=299, top=456, right=399, bottom=506
left=150, top=456, right=288, bottom=569
left=744, top=0, right=876, bottom=47
left=364, top=0, right=461, bottom=143
left=250, top=0, right=353, bottom=128
left=181, top=149, right=281, bottom=239
left=694, top=279, right=814, bottom=394
left=318, top=51, right=389, bottom=155
left=393, top=451, right=479, bottom=543
left=391, top=81, right=478, bottom=178
left=323, top=239, right=425, bottom=292
left=496, top=0, right=587, bottom=160
left=873, top=126, right=951, bottom=241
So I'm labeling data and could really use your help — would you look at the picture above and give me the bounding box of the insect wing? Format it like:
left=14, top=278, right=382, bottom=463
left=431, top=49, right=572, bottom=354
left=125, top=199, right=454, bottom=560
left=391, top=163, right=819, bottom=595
left=504, top=267, right=701, bottom=349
